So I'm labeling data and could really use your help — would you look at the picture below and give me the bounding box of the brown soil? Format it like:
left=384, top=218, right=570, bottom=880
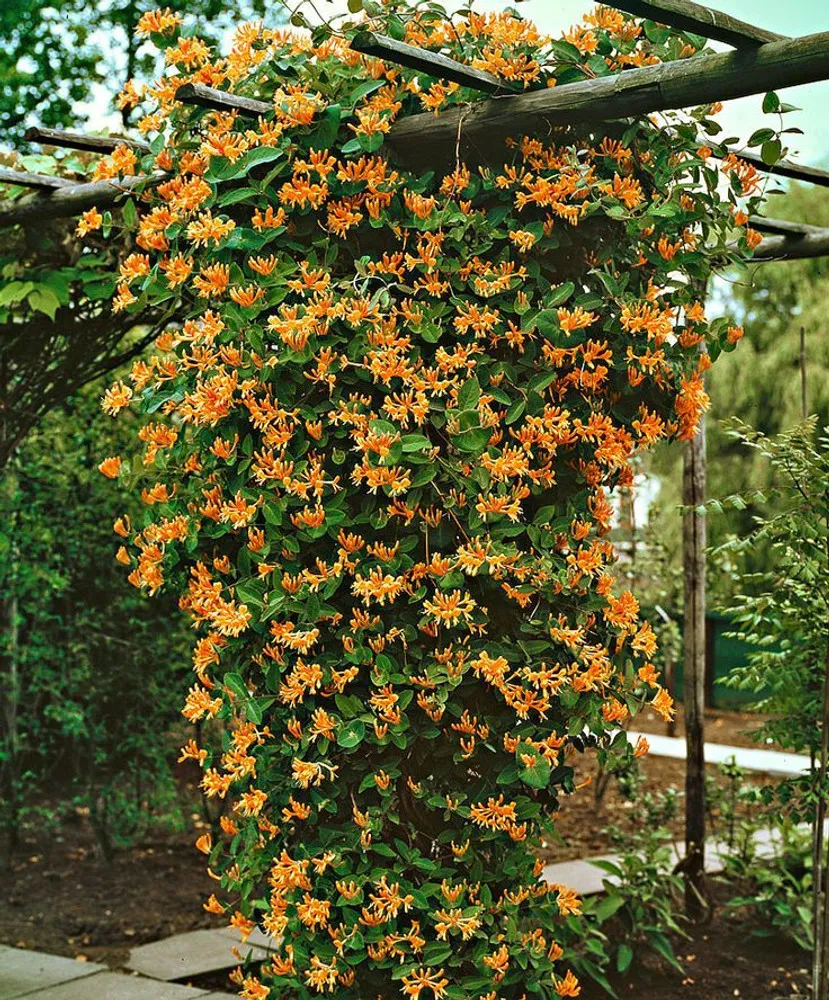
left=609, top=883, right=811, bottom=999
left=542, top=750, right=770, bottom=864
left=1, top=813, right=216, bottom=968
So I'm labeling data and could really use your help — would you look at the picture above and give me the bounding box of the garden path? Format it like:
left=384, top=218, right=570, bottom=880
left=628, top=730, right=811, bottom=777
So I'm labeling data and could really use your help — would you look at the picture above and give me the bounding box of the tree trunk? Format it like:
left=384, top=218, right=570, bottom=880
left=683, top=414, right=707, bottom=918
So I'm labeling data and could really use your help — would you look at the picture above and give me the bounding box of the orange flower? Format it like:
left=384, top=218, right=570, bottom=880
left=556, top=970, right=581, bottom=997
left=98, top=456, right=122, bottom=479
left=136, top=7, right=182, bottom=35
left=76, top=207, right=103, bottom=237
left=401, top=967, right=450, bottom=1000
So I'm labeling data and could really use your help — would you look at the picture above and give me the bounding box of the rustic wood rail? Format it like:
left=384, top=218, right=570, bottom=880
left=24, top=127, right=150, bottom=154
left=608, top=0, right=785, bottom=47
left=350, top=31, right=516, bottom=94
left=0, top=23, right=828, bottom=260
left=0, top=167, right=74, bottom=191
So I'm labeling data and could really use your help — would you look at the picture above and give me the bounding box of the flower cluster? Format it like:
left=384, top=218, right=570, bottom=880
left=93, top=3, right=767, bottom=997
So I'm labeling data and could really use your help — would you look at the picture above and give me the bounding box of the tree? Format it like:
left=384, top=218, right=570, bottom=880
left=0, top=0, right=275, bottom=144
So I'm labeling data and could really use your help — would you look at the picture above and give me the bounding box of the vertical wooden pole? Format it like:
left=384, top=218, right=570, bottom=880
left=683, top=412, right=707, bottom=917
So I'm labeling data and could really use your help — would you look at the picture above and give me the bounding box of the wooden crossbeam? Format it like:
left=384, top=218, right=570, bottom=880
left=609, top=0, right=785, bottom=48
left=2, top=32, right=829, bottom=228
left=350, top=31, right=515, bottom=94
left=24, top=127, right=150, bottom=154
left=175, top=82, right=270, bottom=118
left=0, top=174, right=153, bottom=226
left=384, top=30, right=829, bottom=171
left=738, top=150, right=829, bottom=188
left=753, top=228, right=829, bottom=261
left=0, top=167, right=74, bottom=191
left=749, top=216, right=827, bottom=237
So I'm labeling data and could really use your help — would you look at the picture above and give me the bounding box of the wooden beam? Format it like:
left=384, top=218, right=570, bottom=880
left=738, top=150, right=829, bottom=188
left=752, top=228, right=829, bottom=261
left=749, top=215, right=827, bottom=237
left=175, top=82, right=270, bottom=118
left=609, top=0, right=785, bottom=48
left=0, top=167, right=74, bottom=191
left=384, top=30, right=829, bottom=171
left=0, top=174, right=152, bottom=227
left=24, top=127, right=150, bottom=155
left=350, top=31, right=515, bottom=94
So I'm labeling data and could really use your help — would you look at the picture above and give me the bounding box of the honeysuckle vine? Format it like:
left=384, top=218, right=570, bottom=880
left=88, top=3, right=776, bottom=997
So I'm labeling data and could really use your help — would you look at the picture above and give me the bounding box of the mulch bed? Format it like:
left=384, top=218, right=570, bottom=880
left=609, top=882, right=810, bottom=999
left=1, top=815, right=216, bottom=968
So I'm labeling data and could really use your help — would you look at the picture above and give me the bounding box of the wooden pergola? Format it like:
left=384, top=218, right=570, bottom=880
left=2, top=0, right=829, bottom=924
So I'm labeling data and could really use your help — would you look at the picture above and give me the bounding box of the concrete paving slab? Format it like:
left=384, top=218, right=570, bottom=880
left=215, top=925, right=279, bottom=952
left=627, top=730, right=810, bottom=777
left=126, top=928, right=269, bottom=982
left=0, top=945, right=104, bottom=999
left=15, top=971, right=218, bottom=999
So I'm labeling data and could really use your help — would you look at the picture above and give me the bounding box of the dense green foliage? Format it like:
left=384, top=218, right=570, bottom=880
left=0, top=0, right=278, bottom=145
left=718, top=420, right=829, bottom=814
left=0, top=378, right=191, bottom=857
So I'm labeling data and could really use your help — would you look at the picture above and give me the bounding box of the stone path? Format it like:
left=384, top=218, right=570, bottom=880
left=629, top=729, right=811, bottom=777
left=541, top=822, right=790, bottom=896
left=125, top=926, right=277, bottom=982
left=0, top=943, right=235, bottom=999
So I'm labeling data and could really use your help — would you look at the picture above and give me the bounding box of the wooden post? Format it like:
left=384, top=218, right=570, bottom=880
left=683, top=412, right=707, bottom=917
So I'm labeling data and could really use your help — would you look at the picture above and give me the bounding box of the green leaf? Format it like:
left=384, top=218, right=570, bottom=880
left=505, top=398, right=525, bottom=425
left=516, top=741, right=551, bottom=789
left=338, top=719, right=366, bottom=748
left=224, top=672, right=248, bottom=699
left=27, top=287, right=61, bottom=319
left=311, top=104, right=341, bottom=150
left=457, top=377, right=480, bottom=410
left=454, top=426, right=490, bottom=453
left=401, top=434, right=431, bottom=453
left=617, top=943, right=633, bottom=973
left=594, top=893, right=626, bottom=923
left=762, top=91, right=780, bottom=114
left=547, top=281, right=575, bottom=306
left=761, top=139, right=782, bottom=166
left=121, top=198, right=137, bottom=228
left=747, top=127, right=776, bottom=147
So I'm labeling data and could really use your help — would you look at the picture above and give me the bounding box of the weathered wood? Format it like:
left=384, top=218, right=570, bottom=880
left=3, top=32, right=829, bottom=227
left=0, top=167, right=74, bottom=191
left=738, top=150, right=829, bottom=188
left=385, top=30, right=829, bottom=171
left=683, top=409, right=707, bottom=918
left=752, top=228, right=829, bottom=261
left=175, top=82, right=271, bottom=118
left=351, top=31, right=516, bottom=94
left=0, top=174, right=153, bottom=227
left=24, top=127, right=150, bottom=155
left=749, top=215, right=827, bottom=237
left=609, top=0, right=784, bottom=47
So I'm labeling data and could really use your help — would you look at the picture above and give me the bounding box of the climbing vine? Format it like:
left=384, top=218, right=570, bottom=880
left=90, top=3, right=772, bottom=997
